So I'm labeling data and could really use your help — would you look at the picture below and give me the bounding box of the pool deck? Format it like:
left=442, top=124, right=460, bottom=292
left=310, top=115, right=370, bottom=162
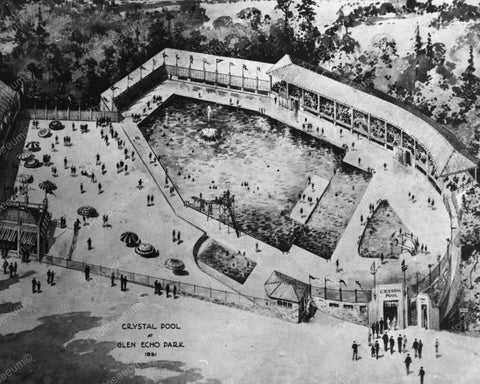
left=118, top=79, right=451, bottom=297
left=290, top=175, right=330, bottom=225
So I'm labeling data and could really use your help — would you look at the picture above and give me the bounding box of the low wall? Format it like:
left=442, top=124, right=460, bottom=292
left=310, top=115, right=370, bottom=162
left=313, top=297, right=369, bottom=326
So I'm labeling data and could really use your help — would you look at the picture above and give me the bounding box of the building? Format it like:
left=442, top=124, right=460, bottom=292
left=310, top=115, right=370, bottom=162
left=0, top=201, right=51, bottom=261
left=370, top=283, right=409, bottom=329
left=264, top=270, right=310, bottom=323
left=0, top=80, right=21, bottom=149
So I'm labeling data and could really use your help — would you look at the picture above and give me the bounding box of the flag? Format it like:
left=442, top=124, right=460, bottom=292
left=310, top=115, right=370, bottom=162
left=229, top=62, right=235, bottom=67
left=140, top=65, right=146, bottom=70
left=355, top=280, right=362, bottom=288
left=189, top=55, right=194, bottom=64
left=257, top=66, right=261, bottom=72
left=309, top=275, right=319, bottom=280
left=242, top=64, right=248, bottom=70
left=153, top=59, right=157, bottom=66
left=216, top=58, right=223, bottom=63
left=370, top=261, right=376, bottom=274
left=203, top=58, right=210, bottom=65
left=110, top=86, right=118, bottom=91
left=128, top=75, right=132, bottom=81
left=162, top=53, right=168, bottom=58
left=339, top=279, right=347, bottom=286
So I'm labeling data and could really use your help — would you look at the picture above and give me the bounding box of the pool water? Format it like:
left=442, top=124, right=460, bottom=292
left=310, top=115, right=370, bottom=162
left=141, top=97, right=371, bottom=259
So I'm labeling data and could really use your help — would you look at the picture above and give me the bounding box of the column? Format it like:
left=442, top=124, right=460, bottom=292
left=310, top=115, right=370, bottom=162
left=333, top=100, right=337, bottom=125
left=384, top=121, right=388, bottom=147
left=368, top=114, right=371, bottom=140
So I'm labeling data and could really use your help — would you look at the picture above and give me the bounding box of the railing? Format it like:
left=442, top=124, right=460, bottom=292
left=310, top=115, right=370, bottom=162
left=164, top=65, right=270, bottom=94
left=40, top=254, right=283, bottom=312
left=19, top=109, right=121, bottom=122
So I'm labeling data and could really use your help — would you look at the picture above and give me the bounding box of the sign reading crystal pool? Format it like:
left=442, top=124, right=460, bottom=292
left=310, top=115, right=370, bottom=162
left=378, top=288, right=402, bottom=298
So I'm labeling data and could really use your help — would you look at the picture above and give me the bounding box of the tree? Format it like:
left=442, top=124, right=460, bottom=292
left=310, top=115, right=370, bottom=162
left=296, top=0, right=317, bottom=36
left=426, top=32, right=434, bottom=66
left=414, top=24, right=423, bottom=56
left=458, top=46, right=480, bottom=112
left=275, top=0, right=294, bottom=35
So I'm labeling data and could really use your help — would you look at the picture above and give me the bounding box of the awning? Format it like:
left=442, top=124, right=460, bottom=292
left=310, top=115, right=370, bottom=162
left=20, top=231, right=37, bottom=247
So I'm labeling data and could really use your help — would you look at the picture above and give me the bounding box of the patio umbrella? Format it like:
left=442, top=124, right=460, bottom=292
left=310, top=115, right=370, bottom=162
left=25, top=141, right=40, bottom=151
left=17, top=174, right=33, bottom=184
left=17, top=150, right=33, bottom=161
left=38, top=128, right=51, bottom=138
left=24, top=158, right=40, bottom=168
left=165, top=259, right=185, bottom=273
left=39, top=180, right=57, bottom=199
left=120, top=232, right=139, bottom=245
left=49, top=120, right=64, bottom=130
left=77, top=206, right=98, bottom=218
left=135, top=243, right=157, bottom=258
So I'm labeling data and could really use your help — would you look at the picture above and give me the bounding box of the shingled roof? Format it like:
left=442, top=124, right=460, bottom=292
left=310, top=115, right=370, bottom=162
left=0, top=80, right=16, bottom=120
left=264, top=271, right=308, bottom=303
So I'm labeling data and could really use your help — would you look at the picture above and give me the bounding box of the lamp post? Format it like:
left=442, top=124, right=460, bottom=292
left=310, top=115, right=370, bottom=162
left=401, top=260, right=408, bottom=328
left=428, top=263, right=433, bottom=286
left=370, top=261, right=380, bottom=300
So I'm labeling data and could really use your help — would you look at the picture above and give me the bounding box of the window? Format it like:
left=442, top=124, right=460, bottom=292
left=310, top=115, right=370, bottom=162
left=329, top=303, right=339, bottom=308
left=344, top=304, right=354, bottom=309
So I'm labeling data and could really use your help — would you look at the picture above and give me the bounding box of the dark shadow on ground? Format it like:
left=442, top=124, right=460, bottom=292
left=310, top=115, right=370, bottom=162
left=0, top=312, right=222, bottom=384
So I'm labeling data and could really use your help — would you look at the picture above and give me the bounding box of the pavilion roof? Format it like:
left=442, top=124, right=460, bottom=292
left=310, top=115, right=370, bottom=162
left=0, top=80, right=16, bottom=119
left=264, top=271, right=308, bottom=303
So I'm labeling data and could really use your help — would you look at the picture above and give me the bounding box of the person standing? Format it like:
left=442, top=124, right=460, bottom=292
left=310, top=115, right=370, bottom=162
left=375, top=321, right=379, bottom=338
left=47, top=270, right=51, bottom=285
left=413, top=339, right=419, bottom=358
left=32, top=277, right=37, bottom=293
left=389, top=336, right=395, bottom=354
left=435, top=338, right=439, bottom=354
left=371, top=323, right=376, bottom=339
left=87, top=238, right=92, bottom=250
left=173, top=285, right=177, bottom=297
left=111, top=272, right=115, bottom=287
left=403, top=335, right=408, bottom=352
left=379, top=318, right=384, bottom=334
left=418, top=367, right=425, bottom=384
left=166, top=284, right=170, bottom=297
left=37, top=280, right=41, bottom=293
left=3, top=259, right=8, bottom=274
left=352, top=341, right=359, bottom=361
left=13, top=262, right=17, bottom=277
left=382, top=332, right=389, bottom=352
left=375, top=340, right=380, bottom=360
left=85, top=265, right=90, bottom=281
left=371, top=344, right=376, bottom=358
left=50, top=271, right=54, bottom=285
left=397, top=334, right=403, bottom=353
left=404, top=354, right=412, bottom=375
left=418, top=340, right=423, bottom=359
left=9, top=263, right=13, bottom=278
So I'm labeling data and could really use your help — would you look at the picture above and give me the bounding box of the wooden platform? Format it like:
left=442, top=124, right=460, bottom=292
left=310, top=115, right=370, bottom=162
left=290, top=175, right=330, bottom=225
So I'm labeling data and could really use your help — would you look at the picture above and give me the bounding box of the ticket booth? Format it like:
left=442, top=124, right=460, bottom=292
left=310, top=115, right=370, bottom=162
left=370, top=283, right=408, bottom=329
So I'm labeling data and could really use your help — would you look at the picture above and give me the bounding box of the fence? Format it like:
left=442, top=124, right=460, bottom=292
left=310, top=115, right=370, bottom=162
left=164, top=65, right=270, bottom=94
left=19, top=109, right=121, bottom=122
left=311, top=285, right=372, bottom=303
left=40, top=254, right=280, bottom=311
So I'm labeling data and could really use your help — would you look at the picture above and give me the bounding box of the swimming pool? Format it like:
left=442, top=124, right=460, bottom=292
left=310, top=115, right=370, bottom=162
left=141, top=96, right=371, bottom=259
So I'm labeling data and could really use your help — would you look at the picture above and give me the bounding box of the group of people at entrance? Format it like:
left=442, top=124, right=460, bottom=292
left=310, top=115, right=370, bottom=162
left=371, top=317, right=398, bottom=337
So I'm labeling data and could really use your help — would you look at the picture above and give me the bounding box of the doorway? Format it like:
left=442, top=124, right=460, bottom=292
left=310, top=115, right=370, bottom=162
left=421, top=304, right=428, bottom=329
left=383, top=300, right=399, bottom=326
left=404, top=151, right=412, bottom=167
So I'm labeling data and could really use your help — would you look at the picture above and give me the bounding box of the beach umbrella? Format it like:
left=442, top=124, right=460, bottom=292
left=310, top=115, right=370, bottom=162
left=135, top=243, right=157, bottom=258
left=17, top=174, right=33, bottom=184
left=24, top=158, right=40, bottom=168
left=120, top=231, right=139, bottom=245
left=25, top=141, right=40, bottom=151
left=165, top=258, right=185, bottom=273
left=77, top=206, right=98, bottom=218
left=38, top=128, right=51, bottom=138
left=39, top=180, right=57, bottom=199
left=49, top=120, right=64, bottom=130
left=17, top=150, right=33, bottom=161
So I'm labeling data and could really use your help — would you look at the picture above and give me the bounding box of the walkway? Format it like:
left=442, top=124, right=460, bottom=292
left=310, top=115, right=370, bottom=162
left=119, top=79, right=451, bottom=297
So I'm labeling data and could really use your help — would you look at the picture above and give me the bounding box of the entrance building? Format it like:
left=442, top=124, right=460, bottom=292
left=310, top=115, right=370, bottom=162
left=370, top=283, right=408, bottom=329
